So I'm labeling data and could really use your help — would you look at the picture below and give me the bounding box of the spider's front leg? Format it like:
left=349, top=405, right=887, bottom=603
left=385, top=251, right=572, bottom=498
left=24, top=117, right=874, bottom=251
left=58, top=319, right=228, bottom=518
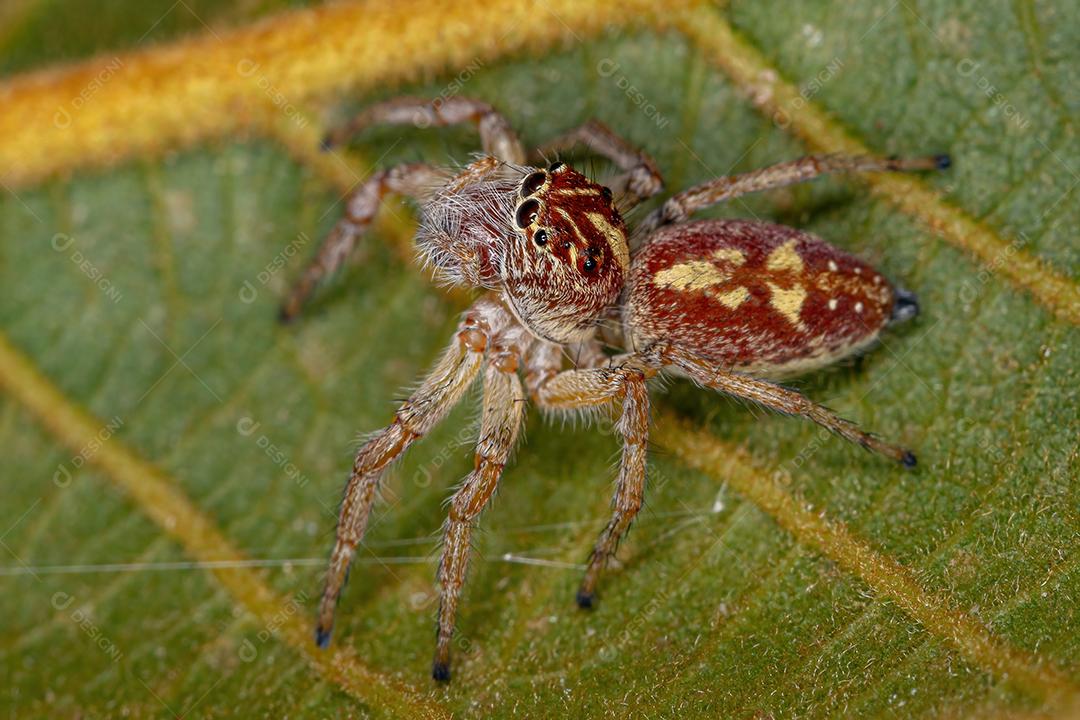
left=534, top=119, right=664, bottom=211
left=527, top=348, right=656, bottom=607
left=280, top=162, right=447, bottom=322
left=433, top=349, right=526, bottom=681
left=315, top=298, right=509, bottom=649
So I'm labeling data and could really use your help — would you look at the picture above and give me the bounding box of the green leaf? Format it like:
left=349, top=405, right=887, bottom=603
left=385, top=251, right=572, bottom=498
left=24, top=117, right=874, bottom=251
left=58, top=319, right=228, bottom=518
left=1, top=1, right=1077, bottom=718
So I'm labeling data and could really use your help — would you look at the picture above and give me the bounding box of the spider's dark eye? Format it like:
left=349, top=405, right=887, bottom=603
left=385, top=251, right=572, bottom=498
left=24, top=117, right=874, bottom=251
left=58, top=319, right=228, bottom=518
left=548, top=161, right=565, bottom=172
left=515, top=199, right=541, bottom=228
left=600, top=186, right=613, bottom=202
left=533, top=228, right=548, bottom=246
left=520, top=171, right=547, bottom=197
left=582, top=257, right=598, bottom=273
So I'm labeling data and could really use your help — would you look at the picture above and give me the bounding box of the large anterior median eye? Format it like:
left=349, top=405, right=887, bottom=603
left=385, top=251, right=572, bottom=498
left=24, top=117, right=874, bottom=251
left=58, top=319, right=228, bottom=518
left=582, top=245, right=601, bottom=274
left=515, top=198, right=540, bottom=228
left=520, top=171, right=547, bottom=197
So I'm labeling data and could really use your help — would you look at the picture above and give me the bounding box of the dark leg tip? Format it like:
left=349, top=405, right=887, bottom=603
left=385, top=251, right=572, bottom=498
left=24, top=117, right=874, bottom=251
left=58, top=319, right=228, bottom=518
left=432, top=661, right=451, bottom=683
left=315, top=626, right=332, bottom=649
left=576, top=589, right=594, bottom=610
left=890, top=288, right=920, bottom=325
left=934, top=153, right=952, bottom=170
left=901, top=450, right=917, bottom=469
left=319, top=134, right=335, bottom=152
left=277, top=306, right=296, bottom=325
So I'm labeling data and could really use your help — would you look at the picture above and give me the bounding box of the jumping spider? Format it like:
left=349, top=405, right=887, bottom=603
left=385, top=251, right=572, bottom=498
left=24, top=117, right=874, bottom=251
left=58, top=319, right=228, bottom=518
left=280, top=96, right=948, bottom=682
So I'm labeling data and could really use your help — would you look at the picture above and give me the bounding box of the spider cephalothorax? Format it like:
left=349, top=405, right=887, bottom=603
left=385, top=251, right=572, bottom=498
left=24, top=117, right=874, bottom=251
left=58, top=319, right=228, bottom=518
left=410, top=158, right=628, bottom=345
left=283, top=96, right=947, bottom=682
left=501, top=161, right=628, bottom=343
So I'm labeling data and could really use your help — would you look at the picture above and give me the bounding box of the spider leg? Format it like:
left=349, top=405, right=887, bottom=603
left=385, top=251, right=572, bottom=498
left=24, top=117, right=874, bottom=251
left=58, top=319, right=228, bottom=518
left=280, top=162, right=447, bottom=322
left=433, top=344, right=526, bottom=682
left=640, top=152, right=951, bottom=232
left=533, top=119, right=664, bottom=210
left=322, top=96, right=526, bottom=164
left=529, top=355, right=655, bottom=608
left=523, top=335, right=611, bottom=395
left=316, top=298, right=511, bottom=649
left=660, top=343, right=916, bottom=467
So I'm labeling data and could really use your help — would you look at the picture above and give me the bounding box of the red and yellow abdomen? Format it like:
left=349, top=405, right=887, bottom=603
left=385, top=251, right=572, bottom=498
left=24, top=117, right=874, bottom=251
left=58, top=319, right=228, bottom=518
left=625, top=219, right=904, bottom=378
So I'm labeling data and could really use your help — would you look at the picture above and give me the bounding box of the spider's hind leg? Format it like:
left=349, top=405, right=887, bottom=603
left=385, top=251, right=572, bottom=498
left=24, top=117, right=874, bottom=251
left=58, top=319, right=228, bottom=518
left=660, top=344, right=917, bottom=467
